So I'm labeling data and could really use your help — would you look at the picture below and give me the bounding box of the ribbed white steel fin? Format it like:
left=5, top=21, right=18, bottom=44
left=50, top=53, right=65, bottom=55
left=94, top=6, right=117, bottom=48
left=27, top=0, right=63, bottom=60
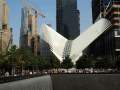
left=41, top=18, right=112, bottom=63
left=70, top=18, right=112, bottom=63
left=41, top=24, right=68, bottom=61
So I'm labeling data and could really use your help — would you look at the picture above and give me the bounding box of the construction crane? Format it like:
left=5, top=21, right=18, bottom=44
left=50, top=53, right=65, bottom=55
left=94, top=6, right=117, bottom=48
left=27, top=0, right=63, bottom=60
left=21, top=0, right=45, bottom=19
left=21, top=0, right=46, bottom=35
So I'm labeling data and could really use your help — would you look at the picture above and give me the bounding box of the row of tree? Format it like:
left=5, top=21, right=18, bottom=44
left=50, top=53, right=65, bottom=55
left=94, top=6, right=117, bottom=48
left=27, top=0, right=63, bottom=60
left=0, top=45, right=59, bottom=74
left=0, top=45, right=120, bottom=75
left=76, top=54, right=120, bottom=70
left=0, top=45, right=73, bottom=75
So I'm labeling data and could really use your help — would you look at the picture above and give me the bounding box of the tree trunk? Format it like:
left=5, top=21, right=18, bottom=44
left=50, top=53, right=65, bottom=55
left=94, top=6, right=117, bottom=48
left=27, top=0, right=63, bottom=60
left=21, top=64, right=24, bottom=75
left=11, top=65, right=16, bottom=76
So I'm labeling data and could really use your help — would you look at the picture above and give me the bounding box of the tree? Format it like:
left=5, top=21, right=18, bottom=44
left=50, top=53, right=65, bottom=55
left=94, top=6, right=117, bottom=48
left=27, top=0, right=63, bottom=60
left=0, top=54, right=5, bottom=65
left=37, top=53, right=60, bottom=70
left=0, top=45, right=17, bottom=75
left=76, top=55, right=92, bottom=69
left=0, top=54, right=6, bottom=74
left=6, top=45, right=17, bottom=75
left=50, top=53, right=60, bottom=69
left=38, top=58, right=47, bottom=70
left=15, top=48, right=36, bottom=74
left=38, top=58, right=51, bottom=70
left=61, top=56, right=73, bottom=69
left=95, top=57, right=112, bottom=69
left=51, top=59, right=60, bottom=69
left=7, top=45, right=17, bottom=64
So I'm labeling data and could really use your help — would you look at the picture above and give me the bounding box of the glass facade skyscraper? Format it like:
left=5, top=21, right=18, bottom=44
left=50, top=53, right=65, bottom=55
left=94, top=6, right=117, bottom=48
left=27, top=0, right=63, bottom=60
left=20, top=7, right=40, bottom=56
left=56, top=0, right=80, bottom=40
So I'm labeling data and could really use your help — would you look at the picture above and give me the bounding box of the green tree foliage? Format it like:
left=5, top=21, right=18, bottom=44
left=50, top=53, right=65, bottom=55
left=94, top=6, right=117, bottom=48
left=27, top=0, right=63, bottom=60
left=76, top=54, right=113, bottom=69
left=38, top=58, right=48, bottom=70
left=50, top=53, right=60, bottom=69
left=76, top=55, right=93, bottom=69
left=95, top=57, right=112, bottom=69
left=51, top=58, right=60, bottom=69
left=61, top=56, right=73, bottom=69
left=1, top=45, right=61, bottom=71
left=42, top=59, right=51, bottom=69
left=6, top=45, right=17, bottom=65
left=37, top=53, right=61, bottom=70
left=0, top=54, right=5, bottom=65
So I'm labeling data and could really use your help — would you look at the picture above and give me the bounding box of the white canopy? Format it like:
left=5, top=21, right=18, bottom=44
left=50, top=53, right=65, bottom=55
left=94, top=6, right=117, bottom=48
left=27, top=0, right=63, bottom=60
left=41, top=18, right=112, bottom=63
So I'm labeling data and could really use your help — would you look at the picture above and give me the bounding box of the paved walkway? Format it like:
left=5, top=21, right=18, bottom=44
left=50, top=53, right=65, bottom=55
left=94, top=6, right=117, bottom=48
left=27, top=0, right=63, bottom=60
left=0, top=75, right=53, bottom=90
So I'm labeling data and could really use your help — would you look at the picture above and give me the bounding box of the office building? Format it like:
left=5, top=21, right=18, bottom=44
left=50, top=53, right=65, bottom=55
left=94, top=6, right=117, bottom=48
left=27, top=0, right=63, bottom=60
left=56, top=0, right=80, bottom=40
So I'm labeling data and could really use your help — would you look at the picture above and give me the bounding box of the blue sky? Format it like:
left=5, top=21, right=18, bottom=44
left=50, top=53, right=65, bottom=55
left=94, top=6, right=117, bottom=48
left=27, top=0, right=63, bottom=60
left=7, top=0, right=92, bottom=46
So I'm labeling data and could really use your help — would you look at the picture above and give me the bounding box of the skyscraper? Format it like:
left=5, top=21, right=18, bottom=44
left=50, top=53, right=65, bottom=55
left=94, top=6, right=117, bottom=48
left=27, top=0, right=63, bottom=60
left=88, top=0, right=120, bottom=61
left=56, top=0, right=80, bottom=40
left=20, top=7, right=40, bottom=56
left=0, top=0, right=12, bottom=54
left=92, top=0, right=104, bottom=23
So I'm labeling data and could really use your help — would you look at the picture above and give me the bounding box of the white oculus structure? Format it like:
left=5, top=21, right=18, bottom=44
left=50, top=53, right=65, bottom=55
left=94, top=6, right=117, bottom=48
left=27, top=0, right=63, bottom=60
left=41, top=18, right=112, bottom=63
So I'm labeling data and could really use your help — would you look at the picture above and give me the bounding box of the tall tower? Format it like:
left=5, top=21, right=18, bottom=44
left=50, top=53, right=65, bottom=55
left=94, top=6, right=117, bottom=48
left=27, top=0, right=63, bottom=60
left=0, top=0, right=12, bottom=54
left=0, top=0, right=8, bottom=30
left=20, top=7, right=40, bottom=56
left=56, top=0, right=80, bottom=40
left=92, top=0, right=104, bottom=23
left=20, top=8, right=32, bottom=47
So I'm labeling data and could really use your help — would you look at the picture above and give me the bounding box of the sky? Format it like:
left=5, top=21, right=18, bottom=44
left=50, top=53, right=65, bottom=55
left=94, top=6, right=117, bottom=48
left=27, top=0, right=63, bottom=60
left=7, top=0, right=92, bottom=46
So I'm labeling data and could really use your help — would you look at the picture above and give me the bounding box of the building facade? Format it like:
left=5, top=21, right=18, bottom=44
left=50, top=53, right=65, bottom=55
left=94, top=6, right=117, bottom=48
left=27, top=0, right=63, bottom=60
left=0, top=0, right=12, bottom=54
left=56, top=0, right=80, bottom=40
left=88, top=0, right=120, bottom=63
left=20, top=7, right=40, bottom=56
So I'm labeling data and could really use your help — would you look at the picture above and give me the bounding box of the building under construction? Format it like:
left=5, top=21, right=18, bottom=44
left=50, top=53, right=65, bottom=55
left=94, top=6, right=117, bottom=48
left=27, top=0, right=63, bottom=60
left=0, top=0, right=12, bottom=55
left=20, top=7, right=40, bottom=56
